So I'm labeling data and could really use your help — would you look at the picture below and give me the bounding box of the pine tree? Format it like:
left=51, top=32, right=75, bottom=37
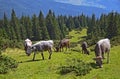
left=32, top=14, right=41, bottom=40
left=87, top=14, right=96, bottom=39
left=106, top=12, right=117, bottom=38
left=25, top=16, right=33, bottom=39
left=10, top=9, right=21, bottom=41
left=74, top=16, right=81, bottom=29
left=99, top=14, right=107, bottom=37
left=46, top=10, right=60, bottom=40
left=58, top=15, right=68, bottom=39
left=114, top=12, right=120, bottom=36
left=19, top=15, right=27, bottom=40
left=66, top=16, right=75, bottom=31
left=3, top=13, right=9, bottom=39
left=38, top=11, right=50, bottom=40
left=79, top=13, right=87, bottom=27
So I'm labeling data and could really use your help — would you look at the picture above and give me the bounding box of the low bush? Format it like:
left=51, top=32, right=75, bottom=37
left=59, top=58, right=92, bottom=76
left=111, top=36, right=120, bottom=46
left=0, top=55, right=18, bottom=74
left=70, top=42, right=78, bottom=48
left=71, top=48, right=81, bottom=52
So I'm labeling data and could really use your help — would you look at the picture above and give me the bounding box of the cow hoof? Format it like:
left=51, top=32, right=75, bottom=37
left=100, top=66, right=103, bottom=68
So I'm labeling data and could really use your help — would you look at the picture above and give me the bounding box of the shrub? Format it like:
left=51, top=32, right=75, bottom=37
left=71, top=47, right=81, bottom=52
left=0, top=55, right=18, bottom=74
left=59, top=58, right=92, bottom=76
left=111, top=36, right=120, bottom=46
left=70, top=42, right=78, bottom=48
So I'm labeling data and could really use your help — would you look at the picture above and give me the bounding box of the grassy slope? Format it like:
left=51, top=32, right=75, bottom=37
left=0, top=29, right=120, bottom=79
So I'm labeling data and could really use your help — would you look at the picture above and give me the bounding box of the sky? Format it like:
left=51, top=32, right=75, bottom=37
left=54, top=0, right=106, bottom=9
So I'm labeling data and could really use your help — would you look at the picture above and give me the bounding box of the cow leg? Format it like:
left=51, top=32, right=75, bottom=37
left=67, top=45, right=69, bottom=51
left=81, top=49, right=83, bottom=54
left=83, top=48, right=86, bottom=54
left=66, top=46, right=67, bottom=51
left=68, top=43, right=70, bottom=50
left=82, top=48, right=86, bottom=54
left=62, top=47, right=64, bottom=51
left=107, top=51, right=110, bottom=63
left=48, top=49, right=52, bottom=59
left=83, top=49, right=86, bottom=54
left=33, top=52, right=36, bottom=61
left=60, top=47, right=61, bottom=52
left=41, top=52, right=44, bottom=60
left=86, top=49, right=89, bottom=55
left=102, top=52, right=105, bottom=59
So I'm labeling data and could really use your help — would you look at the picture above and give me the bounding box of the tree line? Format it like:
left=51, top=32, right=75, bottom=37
left=0, top=9, right=86, bottom=50
left=87, top=12, right=120, bottom=46
left=0, top=9, right=120, bottom=51
left=0, top=9, right=88, bottom=41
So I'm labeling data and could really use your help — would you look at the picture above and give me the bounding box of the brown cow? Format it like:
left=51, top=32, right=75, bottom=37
left=81, top=41, right=89, bottom=55
left=56, top=38, right=70, bottom=52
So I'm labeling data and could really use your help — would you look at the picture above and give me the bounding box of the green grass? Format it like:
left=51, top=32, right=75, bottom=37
left=69, top=29, right=87, bottom=42
left=0, top=29, right=120, bottom=79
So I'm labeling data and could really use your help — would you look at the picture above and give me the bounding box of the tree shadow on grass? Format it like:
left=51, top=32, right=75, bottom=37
left=90, top=62, right=100, bottom=69
left=78, top=36, right=87, bottom=40
left=18, top=59, right=43, bottom=63
left=19, top=54, right=26, bottom=57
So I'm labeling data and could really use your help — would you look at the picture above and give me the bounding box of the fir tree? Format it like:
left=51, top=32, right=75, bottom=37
left=19, top=15, right=27, bottom=39
left=106, top=12, right=117, bottom=38
left=38, top=11, right=50, bottom=40
left=46, top=10, right=60, bottom=40
left=32, top=14, right=41, bottom=40
left=10, top=9, right=21, bottom=41
left=3, top=13, right=9, bottom=39
left=25, top=16, right=33, bottom=39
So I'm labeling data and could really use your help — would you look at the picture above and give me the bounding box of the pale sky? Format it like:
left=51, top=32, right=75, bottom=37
left=54, top=0, right=106, bottom=9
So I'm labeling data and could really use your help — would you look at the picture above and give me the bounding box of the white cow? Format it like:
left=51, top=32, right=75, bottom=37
left=94, top=38, right=110, bottom=68
left=26, top=40, right=54, bottom=61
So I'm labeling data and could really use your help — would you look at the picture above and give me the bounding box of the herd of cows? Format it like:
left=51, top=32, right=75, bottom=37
left=24, top=38, right=110, bottom=68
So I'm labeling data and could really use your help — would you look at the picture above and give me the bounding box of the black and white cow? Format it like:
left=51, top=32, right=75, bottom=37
left=26, top=40, right=54, bottom=61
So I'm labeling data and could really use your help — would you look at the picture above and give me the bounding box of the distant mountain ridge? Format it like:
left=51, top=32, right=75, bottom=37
left=0, top=0, right=120, bottom=19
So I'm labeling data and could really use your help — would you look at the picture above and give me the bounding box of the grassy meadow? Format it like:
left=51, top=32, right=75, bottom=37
left=0, top=29, right=120, bottom=79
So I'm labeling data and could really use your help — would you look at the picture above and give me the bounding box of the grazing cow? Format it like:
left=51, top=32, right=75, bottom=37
left=26, top=40, right=54, bottom=61
left=24, top=38, right=32, bottom=52
left=56, top=38, right=70, bottom=52
left=81, top=41, right=89, bottom=55
left=94, top=38, right=110, bottom=68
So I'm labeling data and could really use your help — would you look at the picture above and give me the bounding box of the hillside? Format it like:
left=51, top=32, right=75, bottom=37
left=0, top=29, right=120, bottom=79
left=0, top=0, right=120, bottom=19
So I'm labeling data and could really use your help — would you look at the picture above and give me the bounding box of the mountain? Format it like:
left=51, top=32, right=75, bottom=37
left=0, top=0, right=120, bottom=19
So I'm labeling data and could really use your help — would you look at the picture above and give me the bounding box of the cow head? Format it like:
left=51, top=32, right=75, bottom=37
left=93, top=56, right=103, bottom=68
left=24, top=38, right=32, bottom=54
left=55, top=47, right=59, bottom=52
left=26, top=46, right=32, bottom=56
